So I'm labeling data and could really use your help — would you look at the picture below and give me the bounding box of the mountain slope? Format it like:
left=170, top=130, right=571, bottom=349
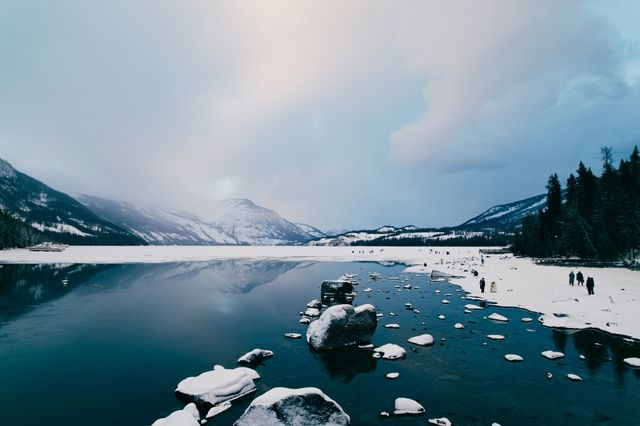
left=0, top=158, right=144, bottom=245
left=77, top=196, right=322, bottom=245
left=75, top=195, right=237, bottom=245
left=206, top=198, right=314, bottom=245
left=459, top=193, right=550, bottom=229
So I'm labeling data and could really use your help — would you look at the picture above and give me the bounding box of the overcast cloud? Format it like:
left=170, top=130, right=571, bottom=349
left=1, top=0, right=639, bottom=230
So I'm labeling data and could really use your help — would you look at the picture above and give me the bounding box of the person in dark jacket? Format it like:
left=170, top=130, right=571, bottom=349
left=569, top=271, right=575, bottom=286
left=586, top=277, right=595, bottom=295
left=576, top=271, right=584, bottom=286
left=480, top=277, right=486, bottom=293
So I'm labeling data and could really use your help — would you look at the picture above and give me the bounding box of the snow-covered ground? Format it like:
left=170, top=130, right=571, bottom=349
left=1, top=245, right=639, bottom=339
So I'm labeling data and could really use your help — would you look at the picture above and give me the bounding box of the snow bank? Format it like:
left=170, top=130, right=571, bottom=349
left=234, top=387, right=350, bottom=426
left=176, top=365, right=259, bottom=405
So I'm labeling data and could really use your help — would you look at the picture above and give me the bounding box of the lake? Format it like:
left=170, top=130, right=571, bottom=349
left=0, top=261, right=639, bottom=425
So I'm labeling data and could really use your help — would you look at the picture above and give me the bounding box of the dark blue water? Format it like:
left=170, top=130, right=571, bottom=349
left=0, top=261, right=639, bottom=425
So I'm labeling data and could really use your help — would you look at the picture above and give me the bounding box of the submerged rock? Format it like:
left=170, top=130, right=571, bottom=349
left=234, top=387, right=350, bottom=426
left=394, top=398, right=425, bottom=415
left=237, top=349, right=274, bottom=366
left=304, top=307, right=321, bottom=317
left=306, top=304, right=377, bottom=350
left=407, top=334, right=434, bottom=346
left=151, top=405, right=200, bottom=426
left=307, top=299, right=322, bottom=309
left=176, top=365, right=260, bottom=406
left=373, top=343, right=407, bottom=360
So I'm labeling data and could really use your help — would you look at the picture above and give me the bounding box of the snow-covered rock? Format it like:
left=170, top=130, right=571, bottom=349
left=151, top=405, right=200, bottom=426
left=407, top=334, right=434, bottom=346
left=284, top=333, right=302, bottom=339
left=465, top=304, right=484, bottom=310
left=521, top=317, right=533, bottom=323
left=540, top=350, right=564, bottom=360
left=454, top=323, right=464, bottom=329
left=234, top=387, right=350, bottom=426
left=307, top=299, right=322, bottom=309
left=237, top=349, right=274, bottom=366
left=304, top=307, right=321, bottom=317
left=538, top=313, right=587, bottom=330
left=373, top=343, right=407, bottom=360
left=299, top=318, right=311, bottom=324
left=442, top=299, right=450, bottom=305
left=306, top=304, right=377, bottom=350
left=623, top=357, right=640, bottom=367
left=429, top=418, right=452, bottom=426
left=176, top=365, right=260, bottom=406
left=384, top=323, right=400, bottom=329
left=487, top=335, right=505, bottom=341
left=438, top=315, right=445, bottom=320
left=567, top=373, right=582, bottom=381
left=488, top=313, right=509, bottom=322
left=504, top=354, right=523, bottom=362
left=206, top=401, right=232, bottom=419
left=386, top=372, right=400, bottom=379
left=393, top=398, right=425, bottom=415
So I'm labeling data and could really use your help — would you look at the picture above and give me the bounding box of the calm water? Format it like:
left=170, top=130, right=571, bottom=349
left=0, top=261, right=639, bottom=425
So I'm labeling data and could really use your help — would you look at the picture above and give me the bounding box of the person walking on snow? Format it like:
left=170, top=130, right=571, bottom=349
left=480, top=278, right=486, bottom=293
left=576, top=271, right=584, bottom=286
left=569, top=271, right=575, bottom=286
left=586, top=277, right=595, bottom=295
left=490, top=281, right=497, bottom=293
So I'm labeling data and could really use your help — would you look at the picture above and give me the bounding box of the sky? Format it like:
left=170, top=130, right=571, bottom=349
left=1, top=0, right=639, bottom=231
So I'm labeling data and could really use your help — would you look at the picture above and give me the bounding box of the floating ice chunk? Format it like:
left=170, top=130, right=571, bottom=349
left=299, top=318, right=311, bottom=324
left=464, top=309, right=472, bottom=314
left=429, top=418, right=452, bottom=426
left=304, top=307, right=321, bottom=317
left=540, top=350, right=564, bottom=360
left=151, top=405, right=200, bottom=426
left=567, top=373, right=582, bottom=381
left=384, top=324, right=400, bottom=329
left=379, top=411, right=390, bottom=418
left=403, top=284, right=412, bottom=289
left=465, top=304, right=483, bottom=310
left=442, top=300, right=450, bottom=304
left=238, top=349, right=274, bottom=366
left=454, top=323, right=464, bottom=329
left=435, top=290, right=441, bottom=294
left=234, top=387, right=350, bottom=426
left=538, top=313, right=587, bottom=330
left=623, top=357, right=640, bottom=367
left=306, top=304, right=377, bottom=350
left=358, top=343, right=374, bottom=349
left=521, top=317, right=533, bottom=323
left=488, top=313, right=509, bottom=322
left=405, top=303, right=413, bottom=310
left=306, top=299, right=322, bottom=309
left=284, top=333, right=302, bottom=339
left=438, top=315, right=445, bottom=320
left=363, top=288, right=372, bottom=293
left=504, top=354, right=523, bottom=362
left=176, top=365, right=260, bottom=406
left=373, top=343, right=407, bottom=360
left=394, top=398, right=425, bottom=415
left=546, top=372, right=553, bottom=379
left=386, top=372, right=400, bottom=379
left=389, top=312, right=397, bottom=317
left=376, top=313, right=384, bottom=318
left=407, top=334, right=434, bottom=346
left=487, top=335, right=505, bottom=341
left=205, top=401, right=231, bottom=419
left=579, top=354, right=586, bottom=360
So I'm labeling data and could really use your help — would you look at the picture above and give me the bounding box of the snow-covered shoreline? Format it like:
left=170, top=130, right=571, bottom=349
left=1, top=245, right=639, bottom=340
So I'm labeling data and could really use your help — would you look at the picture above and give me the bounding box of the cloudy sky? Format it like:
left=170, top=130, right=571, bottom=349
left=1, top=1, right=639, bottom=231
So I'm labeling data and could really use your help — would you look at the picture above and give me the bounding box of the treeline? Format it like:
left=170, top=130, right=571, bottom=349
left=0, top=209, right=42, bottom=249
left=352, top=233, right=512, bottom=247
left=513, top=146, right=640, bottom=260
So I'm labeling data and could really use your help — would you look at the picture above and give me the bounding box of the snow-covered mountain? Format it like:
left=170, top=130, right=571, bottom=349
left=76, top=195, right=321, bottom=245
left=459, top=193, right=548, bottom=229
left=205, top=198, right=316, bottom=245
left=0, top=158, right=143, bottom=245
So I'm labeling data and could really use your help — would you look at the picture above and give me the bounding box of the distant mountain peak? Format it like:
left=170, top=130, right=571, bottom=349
left=220, top=198, right=257, bottom=208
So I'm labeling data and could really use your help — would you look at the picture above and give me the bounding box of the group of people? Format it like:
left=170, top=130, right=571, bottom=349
left=568, top=270, right=596, bottom=295
left=478, top=277, right=497, bottom=294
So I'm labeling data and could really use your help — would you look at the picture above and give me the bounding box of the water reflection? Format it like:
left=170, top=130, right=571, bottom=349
left=310, top=347, right=377, bottom=382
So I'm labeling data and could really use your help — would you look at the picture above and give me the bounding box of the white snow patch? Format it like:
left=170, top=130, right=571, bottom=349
left=540, top=350, right=564, bottom=360
left=407, top=334, right=434, bottom=346
left=373, top=343, right=407, bottom=360
left=176, top=365, right=259, bottom=406
left=394, top=398, right=425, bottom=415
left=504, top=354, right=523, bottom=362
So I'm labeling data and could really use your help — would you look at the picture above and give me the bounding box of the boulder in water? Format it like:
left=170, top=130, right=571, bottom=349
left=306, top=304, right=377, bottom=350
left=394, top=398, right=425, bottom=415
left=176, top=365, right=260, bottom=406
left=237, top=349, right=274, bottom=366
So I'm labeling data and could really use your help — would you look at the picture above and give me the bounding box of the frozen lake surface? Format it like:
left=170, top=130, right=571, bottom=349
left=0, top=260, right=639, bottom=425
